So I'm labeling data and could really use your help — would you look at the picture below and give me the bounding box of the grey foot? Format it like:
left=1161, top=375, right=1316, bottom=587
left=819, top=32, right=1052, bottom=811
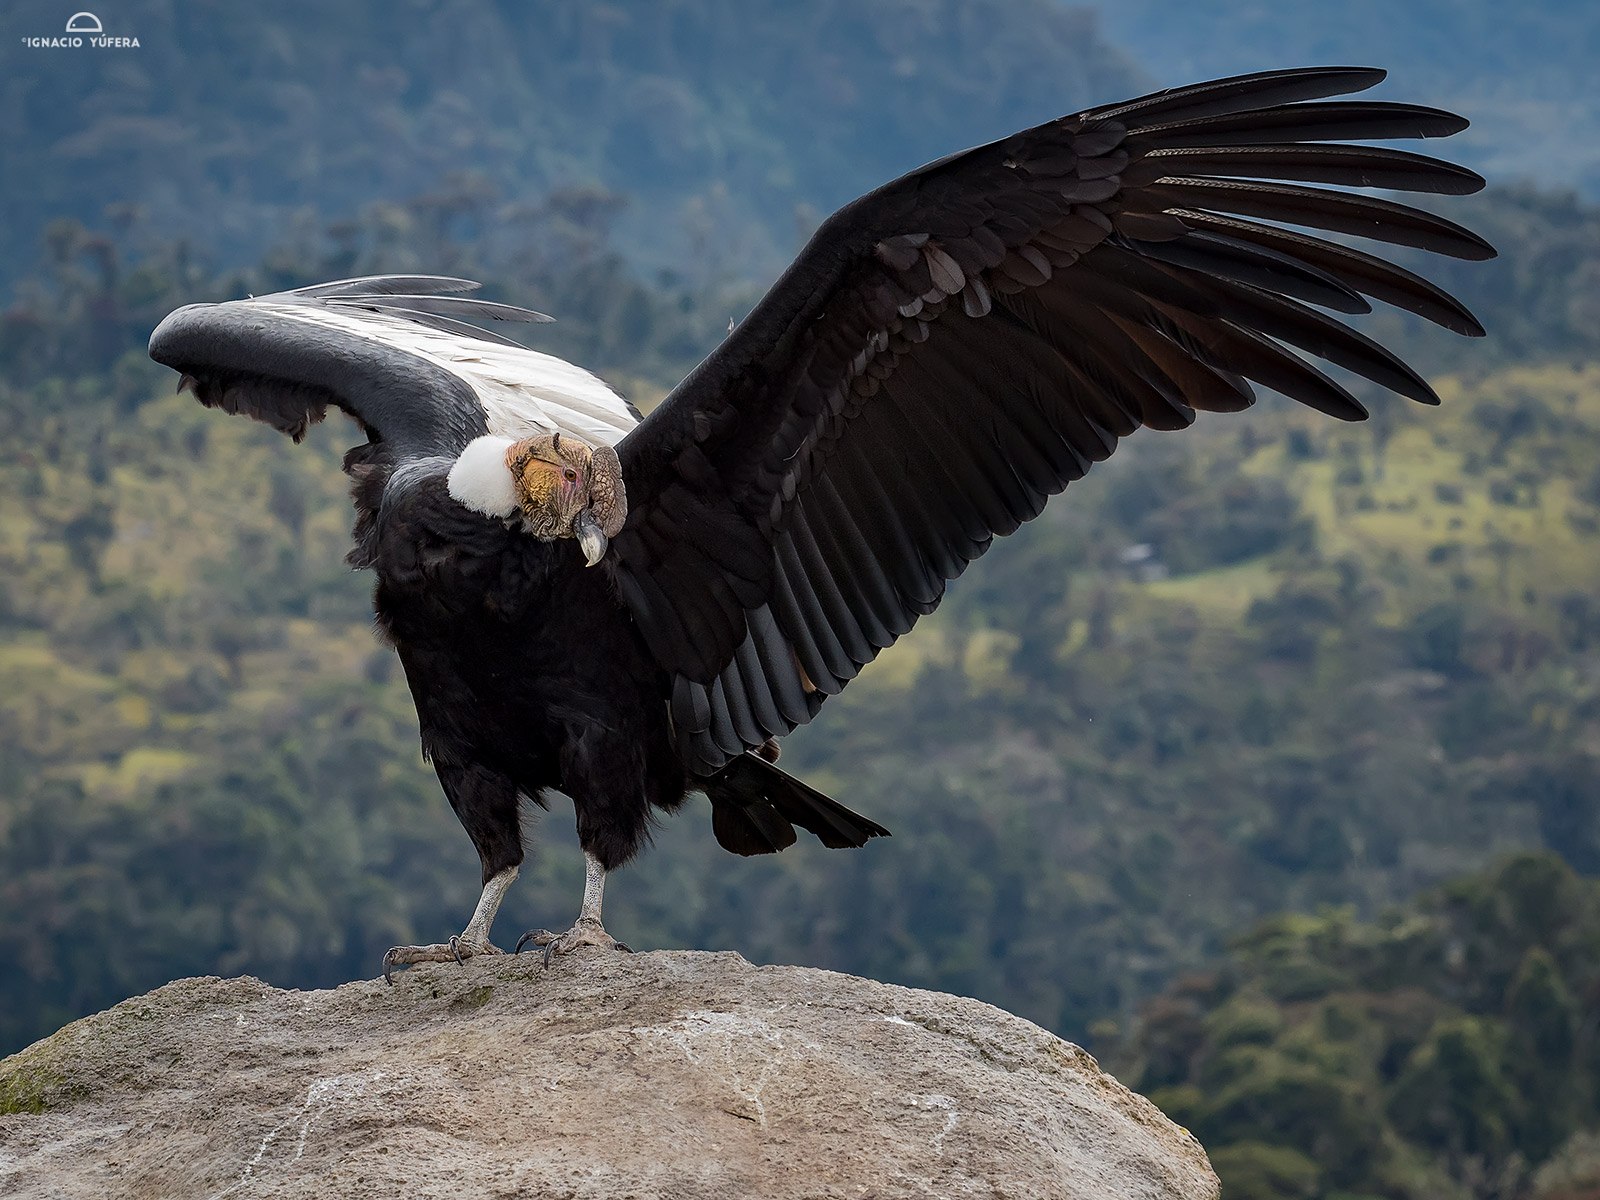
left=382, top=935, right=503, bottom=985
left=514, top=917, right=632, bottom=967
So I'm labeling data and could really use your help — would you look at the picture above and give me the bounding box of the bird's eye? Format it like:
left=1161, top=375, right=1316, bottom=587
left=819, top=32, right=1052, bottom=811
left=563, top=467, right=578, bottom=483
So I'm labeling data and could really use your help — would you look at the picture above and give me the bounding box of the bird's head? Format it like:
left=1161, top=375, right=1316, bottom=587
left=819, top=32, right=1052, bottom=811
left=447, top=432, right=627, bottom=565
left=508, top=433, right=627, bottom=562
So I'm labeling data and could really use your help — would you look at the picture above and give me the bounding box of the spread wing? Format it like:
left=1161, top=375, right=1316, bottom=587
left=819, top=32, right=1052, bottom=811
left=148, top=275, right=640, bottom=462
left=609, top=66, right=1495, bottom=775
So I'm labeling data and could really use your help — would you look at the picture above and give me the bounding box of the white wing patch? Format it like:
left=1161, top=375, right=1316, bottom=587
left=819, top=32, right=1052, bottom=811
left=256, top=301, right=639, bottom=447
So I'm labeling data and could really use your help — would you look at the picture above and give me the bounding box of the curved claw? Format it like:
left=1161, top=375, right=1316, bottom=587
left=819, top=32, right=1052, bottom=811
left=514, top=929, right=552, bottom=956
left=381, top=936, right=502, bottom=984
left=516, top=920, right=633, bottom=968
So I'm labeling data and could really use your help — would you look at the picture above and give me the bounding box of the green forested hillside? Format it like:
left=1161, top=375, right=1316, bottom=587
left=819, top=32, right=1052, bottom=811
left=1116, top=852, right=1600, bottom=1199
left=9, top=0, right=1594, bottom=306
left=0, top=0, right=1139, bottom=290
left=3, top=189, right=1599, bottom=1071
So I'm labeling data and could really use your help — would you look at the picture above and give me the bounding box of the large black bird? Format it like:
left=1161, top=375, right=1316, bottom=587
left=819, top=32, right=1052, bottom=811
left=149, top=68, right=1493, bottom=978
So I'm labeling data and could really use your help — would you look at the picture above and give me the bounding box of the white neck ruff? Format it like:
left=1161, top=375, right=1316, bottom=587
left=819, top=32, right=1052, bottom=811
left=447, top=435, right=519, bottom=518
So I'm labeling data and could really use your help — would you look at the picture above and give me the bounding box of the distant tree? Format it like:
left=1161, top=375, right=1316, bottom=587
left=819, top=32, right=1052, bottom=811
left=1404, top=601, right=1469, bottom=677
left=1503, top=947, right=1580, bottom=1161
left=60, top=501, right=115, bottom=590
left=1389, top=1018, right=1522, bottom=1173
left=1205, top=1141, right=1320, bottom=1200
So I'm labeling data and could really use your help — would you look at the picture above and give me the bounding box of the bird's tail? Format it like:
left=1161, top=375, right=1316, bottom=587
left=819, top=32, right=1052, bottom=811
left=702, top=753, right=890, bottom=856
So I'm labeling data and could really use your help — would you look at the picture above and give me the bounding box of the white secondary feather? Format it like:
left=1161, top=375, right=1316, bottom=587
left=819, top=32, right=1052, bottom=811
left=256, top=301, right=639, bottom=447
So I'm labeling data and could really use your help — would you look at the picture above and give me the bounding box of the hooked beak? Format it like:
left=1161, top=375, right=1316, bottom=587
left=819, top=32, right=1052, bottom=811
left=574, top=509, right=609, bottom=567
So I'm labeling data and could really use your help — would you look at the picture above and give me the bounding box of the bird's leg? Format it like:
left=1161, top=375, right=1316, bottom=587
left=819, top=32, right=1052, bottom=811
left=514, top=852, right=632, bottom=966
left=382, top=865, right=518, bottom=984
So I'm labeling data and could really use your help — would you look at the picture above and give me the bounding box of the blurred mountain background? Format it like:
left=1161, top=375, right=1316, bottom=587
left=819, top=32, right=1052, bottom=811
left=4, top=0, right=1598, bottom=288
left=2, top=3, right=1599, bottom=1198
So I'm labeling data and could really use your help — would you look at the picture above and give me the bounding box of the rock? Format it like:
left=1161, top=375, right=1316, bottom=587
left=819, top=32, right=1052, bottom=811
left=0, top=951, right=1217, bottom=1199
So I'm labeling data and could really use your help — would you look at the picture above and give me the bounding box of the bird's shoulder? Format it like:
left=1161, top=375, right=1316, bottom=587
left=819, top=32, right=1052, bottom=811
left=357, top=456, right=515, bottom=572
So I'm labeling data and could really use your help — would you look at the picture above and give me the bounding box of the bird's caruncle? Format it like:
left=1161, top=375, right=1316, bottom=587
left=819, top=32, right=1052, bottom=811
left=148, top=66, right=1495, bottom=981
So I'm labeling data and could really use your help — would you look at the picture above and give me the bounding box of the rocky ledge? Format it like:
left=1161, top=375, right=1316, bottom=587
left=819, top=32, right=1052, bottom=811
left=0, top=951, right=1216, bottom=1199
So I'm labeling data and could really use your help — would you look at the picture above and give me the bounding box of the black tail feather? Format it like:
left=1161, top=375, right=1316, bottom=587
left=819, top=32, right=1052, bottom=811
left=703, top=753, right=891, bottom=856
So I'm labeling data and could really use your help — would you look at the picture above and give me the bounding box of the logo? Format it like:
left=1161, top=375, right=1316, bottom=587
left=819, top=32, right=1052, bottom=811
left=20, top=10, right=140, bottom=50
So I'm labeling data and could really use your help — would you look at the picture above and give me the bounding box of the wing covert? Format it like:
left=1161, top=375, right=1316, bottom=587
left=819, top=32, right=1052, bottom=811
left=149, top=275, right=638, bottom=463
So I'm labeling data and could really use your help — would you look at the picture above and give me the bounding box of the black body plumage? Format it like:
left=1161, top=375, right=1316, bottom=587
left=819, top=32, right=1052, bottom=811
left=148, top=67, right=1492, bottom=937
left=369, top=468, right=683, bottom=875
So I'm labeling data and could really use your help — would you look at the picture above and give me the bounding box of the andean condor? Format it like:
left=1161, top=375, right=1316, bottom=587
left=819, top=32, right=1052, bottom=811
left=148, top=67, right=1494, bottom=979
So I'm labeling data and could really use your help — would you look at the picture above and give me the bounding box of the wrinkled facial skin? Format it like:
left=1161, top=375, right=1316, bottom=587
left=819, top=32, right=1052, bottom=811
left=505, top=434, right=627, bottom=562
